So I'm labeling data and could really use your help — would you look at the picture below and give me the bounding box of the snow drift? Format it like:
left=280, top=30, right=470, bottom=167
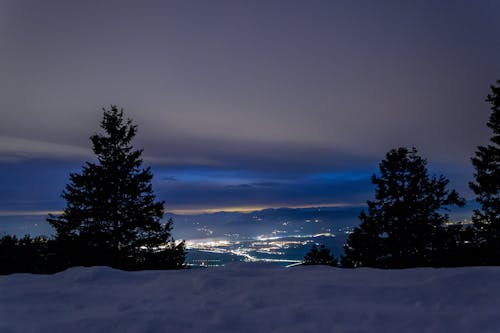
left=1, top=264, right=500, bottom=332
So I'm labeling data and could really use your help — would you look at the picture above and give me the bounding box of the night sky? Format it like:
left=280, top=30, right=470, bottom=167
left=1, top=1, right=499, bottom=221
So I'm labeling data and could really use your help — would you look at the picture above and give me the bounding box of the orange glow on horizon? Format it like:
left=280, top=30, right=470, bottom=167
left=168, top=202, right=363, bottom=215
left=0, top=210, right=64, bottom=217
left=0, top=203, right=364, bottom=217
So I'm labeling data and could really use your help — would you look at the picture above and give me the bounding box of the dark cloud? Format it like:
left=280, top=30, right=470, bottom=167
left=250, top=182, right=282, bottom=188
left=225, top=184, right=252, bottom=189
left=225, top=182, right=283, bottom=189
left=160, top=176, right=178, bottom=182
left=156, top=174, right=374, bottom=211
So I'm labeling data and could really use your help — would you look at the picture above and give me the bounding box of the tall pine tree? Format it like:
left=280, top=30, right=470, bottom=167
left=48, top=106, right=185, bottom=269
left=342, top=147, right=464, bottom=268
left=470, top=80, right=500, bottom=263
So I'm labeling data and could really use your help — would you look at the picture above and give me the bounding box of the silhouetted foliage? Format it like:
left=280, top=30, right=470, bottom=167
left=342, top=147, right=465, bottom=268
left=303, top=244, right=338, bottom=266
left=0, top=235, right=66, bottom=274
left=434, top=224, right=479, bottom=267
left=470, top=80, right=500, bottom=264
left=47, top=106, right=185, bottom=270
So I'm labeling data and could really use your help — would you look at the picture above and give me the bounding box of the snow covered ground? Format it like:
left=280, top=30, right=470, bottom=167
left=1, top=264, right=500, bottom=333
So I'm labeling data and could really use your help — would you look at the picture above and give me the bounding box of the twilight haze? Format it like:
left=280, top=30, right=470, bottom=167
left=0, top=1, right=499, bottom=226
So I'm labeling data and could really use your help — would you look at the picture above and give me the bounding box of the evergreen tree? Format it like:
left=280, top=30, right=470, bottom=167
left=47, top=106, right=185, bottom=269
left=470, top=80, right=500, bottom=263
left=342, top=147, right=464, bottom=268
left=303, top=244, right=338, bottom=266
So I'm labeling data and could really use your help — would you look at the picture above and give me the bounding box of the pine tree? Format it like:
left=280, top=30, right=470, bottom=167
left=342, top=147, right=464, bottom=268
left=303, top=244, right=338, bottom=266
left=470, top=80, right=500, bottom=263
left=47, top=106, right=185, bottom=269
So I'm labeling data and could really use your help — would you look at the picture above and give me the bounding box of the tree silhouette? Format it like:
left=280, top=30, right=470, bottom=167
left=342, top=147, right=464, bottom=268
left=0, top=235, right=64, bottom=274
left=47, top=106, right=185, bottom=269
left=470, top=80, right=500, bottom=263
left=303, top=244, right=338, bottom=266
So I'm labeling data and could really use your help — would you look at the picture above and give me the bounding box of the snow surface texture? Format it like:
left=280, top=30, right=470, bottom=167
left=1, top=264, right=500, bottom=333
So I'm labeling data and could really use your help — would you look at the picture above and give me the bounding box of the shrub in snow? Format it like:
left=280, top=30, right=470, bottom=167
left=303, top=244, right=338, bottom=266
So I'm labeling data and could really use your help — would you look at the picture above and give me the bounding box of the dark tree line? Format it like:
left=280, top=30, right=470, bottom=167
left=0, top=235, right=66, bottom=275
left=305, top=80, right=500, bottom=268
left=1, top=106, right=185, bottom=274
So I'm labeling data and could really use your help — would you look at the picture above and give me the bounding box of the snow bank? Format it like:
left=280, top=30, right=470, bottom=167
left=1, top=264, right=500, bottom=332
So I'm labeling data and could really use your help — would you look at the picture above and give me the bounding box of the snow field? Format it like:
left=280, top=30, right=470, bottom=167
left=1, top=263, right=500, bottom=332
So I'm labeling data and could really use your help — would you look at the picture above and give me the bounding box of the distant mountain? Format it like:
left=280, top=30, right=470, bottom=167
left=167, top=201, right=478, bottom=240
left=0, top=201, right=477, bottom=239
left=167, top=206, right=364, bottom=240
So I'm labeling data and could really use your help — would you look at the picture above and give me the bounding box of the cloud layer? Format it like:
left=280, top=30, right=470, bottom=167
left=0, top=1, right=498, bottom=213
